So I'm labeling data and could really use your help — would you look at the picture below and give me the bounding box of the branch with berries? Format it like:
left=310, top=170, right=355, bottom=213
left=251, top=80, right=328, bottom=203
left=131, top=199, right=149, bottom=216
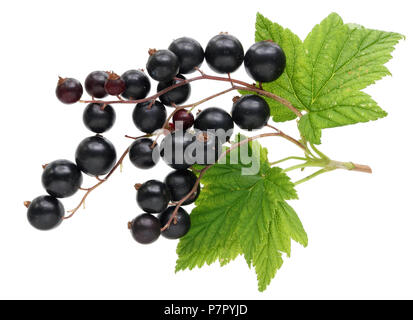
left=24, top=12, right=403, bottom=291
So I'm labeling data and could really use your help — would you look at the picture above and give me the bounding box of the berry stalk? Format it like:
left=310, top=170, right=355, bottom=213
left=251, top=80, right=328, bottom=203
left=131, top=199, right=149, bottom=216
left=64, top=134, right=151, bottom=219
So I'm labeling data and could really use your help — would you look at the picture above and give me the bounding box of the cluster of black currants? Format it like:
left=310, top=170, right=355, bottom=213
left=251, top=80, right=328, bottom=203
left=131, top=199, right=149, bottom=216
left=26, top=33, right=287, bottom=245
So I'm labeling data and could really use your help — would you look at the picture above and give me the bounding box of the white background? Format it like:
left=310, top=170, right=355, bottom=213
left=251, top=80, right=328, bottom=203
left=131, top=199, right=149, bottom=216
left=0, top=0, right=411, bottom=300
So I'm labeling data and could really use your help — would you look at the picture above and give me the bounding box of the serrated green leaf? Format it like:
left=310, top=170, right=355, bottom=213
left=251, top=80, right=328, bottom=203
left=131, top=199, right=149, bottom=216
left=176, top=137, right=305, bottom=291
left=307, top=90, right=387, bottom=129
left=305, top=14, right=404, bottom=106
left=275, top=201, right=308, bottom=248
left=246, top=13, right=403, bottom=143
left=253, top=219, right=284, bottom=292
left=299, top=13, right=402, bottom=143
left=298, top=114, right=322, bottom=145
left=253, top=201, right=307, bottom=291
left=298, top=90, right=387, bottom=143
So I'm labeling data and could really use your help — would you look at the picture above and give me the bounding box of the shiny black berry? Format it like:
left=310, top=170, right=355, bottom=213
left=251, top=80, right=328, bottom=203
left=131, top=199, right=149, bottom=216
left=85, top=71, right=108, bottom=99
left=194, top=131, right=222, bottom=165
left=137, top=180, right=171, bottom=214
left=160, top=131, right=196, bottom=170
left=75, top=135, right=117, bottom=176
left=205, top=34, right=244, bottom=74
left=132, top=101, right=167, bottom=134
left=159, top=206, right=191, bottom=239
left=42, top=160, right=83, bottom=198
left=244, top=41, right=286, bottom=83
left=83, top=103, right=116, bottom=133
left=232, top=95, right=270, bottom=130
left=104, top=72, right=126, bottom=96
left=56, top=77, right=83, bottom=104
left=121, top=70, right=151, bottom=100
left=27, top=195, right=64, bottom=231
left=130, top=213, right=161, bottom=244
left=168, top=37, right=204, bottom=74
left=129, top=138, right=160, bottom=169
left=164, top=169, right=200, bottom=205
left=172, top=109, right=194, bottom=130
left=194, top=107, right=234, bottom=142
left=146, top=49, right=179, bottom=82
left=157, top=74, right=191, bottom=106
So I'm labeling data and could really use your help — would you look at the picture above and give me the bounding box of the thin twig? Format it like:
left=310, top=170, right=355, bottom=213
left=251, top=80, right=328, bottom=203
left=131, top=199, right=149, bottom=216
left=265, top=124, right=306, bottom=151
left=64, top=145, right=131, bottom=219
left=79, top=72, right=302, bottom=119
left=185, top=87, right=236, bottom=113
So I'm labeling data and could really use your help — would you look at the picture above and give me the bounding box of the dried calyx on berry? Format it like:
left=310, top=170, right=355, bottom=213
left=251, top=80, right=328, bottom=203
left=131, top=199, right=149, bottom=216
left=104, top=71, right=126, bottom=96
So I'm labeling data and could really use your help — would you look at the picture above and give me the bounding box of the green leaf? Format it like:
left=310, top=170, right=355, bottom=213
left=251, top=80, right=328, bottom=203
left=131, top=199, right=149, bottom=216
left=245, top=13, right=403, bottom=143
left=304, top=90, right=387, bottom=129
left=254, top=13, right=312, bottom=122
left=299, top=12, right=403, bottom=143
left=176, top=136, right=306, bottom=291
left=304, top=14, right=405, bottom=104
left=298, top=90, right=387, bottom=142
left=298, top=114, right=322, bottom=145
left=253, top=201, right=307, bottom=291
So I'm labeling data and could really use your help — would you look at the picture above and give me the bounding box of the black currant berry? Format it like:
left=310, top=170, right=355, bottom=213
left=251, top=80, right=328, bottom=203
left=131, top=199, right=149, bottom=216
left=129, top=213, right=161, bottom=244
left=83, top=103, right=116, bottom=133
left=85, top=71, right=108, bottom=99
left=75, top=135, right=117, bottom=176
left=129, top=138, right=160, bottom=169
left=160, top=131, right=196, bottom=170
left=164, top=169, right=200, bottom=205
left=121, top=69, right=151, bottom=100
left=168, top=37, right=204, bottom=74
left=157, top=74, right=191, bottom=106
left=104, top=72, right=126, bottom=96
left=56, top=77, right=83, bottom=104
left=42, top=160, right=83, bottom=198
left=244, top=41, right=286, bottom=83
left=172, top=109, right=194, bottom=131
left=27, top=195, right=64, bottom=231
left=194, top=131, right=222, bottom=165
left=194, top=107, right=234, bottom=142
left=205, top=34, right=244, bottom=74
left=159, top=206, right=191, bottom=239
left=137, top=180, right=171, bottom=214
left=232, top=95, right=270, bottom=130
left=132, top=101, right=167, bottom=134
left=146, top=49, right=180, bottom=82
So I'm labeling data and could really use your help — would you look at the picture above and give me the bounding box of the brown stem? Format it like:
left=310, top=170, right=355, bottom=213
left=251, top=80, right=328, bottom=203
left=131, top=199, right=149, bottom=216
left=24, top=201, right=31, bottom=208
left=79, top=72, right=302, bottom=119
left=125, top=135, right=139, bottom=140
left=232, top=85, right=302, bottom=118
left=64, top=145, right=131, bottom=219
left=64, top=133, right=156, bottom=219
left=160, top=165, right=212, bottom=232
left=330, top=161, right=373, bottom=174
left=183, top=87, right=236, bottom=110
left=351, top=163, right=373, bottom=174
left=266, top=124, right=306, bottom=151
